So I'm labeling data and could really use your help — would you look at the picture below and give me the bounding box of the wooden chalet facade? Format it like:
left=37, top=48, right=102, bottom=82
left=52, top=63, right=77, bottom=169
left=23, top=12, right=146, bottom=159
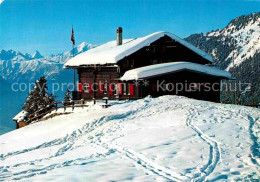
left=64, top=28, right=232, bottom=102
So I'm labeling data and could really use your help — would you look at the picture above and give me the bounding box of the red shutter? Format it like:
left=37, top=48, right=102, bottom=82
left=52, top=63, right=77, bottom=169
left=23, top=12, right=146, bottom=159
left=109, top=84, right=114, bottom=95
left=78, top=83, right=83, bottom=92
left=89, top=83, right=92, bottom=93
left=129, top=84, right=134, bottom=96
left=118, top=83, right=123, bottom=95
left=100, top=83, right=104, bottom=94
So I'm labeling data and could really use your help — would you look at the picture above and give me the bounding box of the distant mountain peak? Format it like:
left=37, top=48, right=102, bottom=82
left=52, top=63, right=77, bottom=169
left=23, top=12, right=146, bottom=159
left=73, top=42, right=96, bottom=55
left=0, top=49, right=32, bottom=61
left=32, top=50, right=43, bottom=59
left=186, top=12, right=260, bottom=70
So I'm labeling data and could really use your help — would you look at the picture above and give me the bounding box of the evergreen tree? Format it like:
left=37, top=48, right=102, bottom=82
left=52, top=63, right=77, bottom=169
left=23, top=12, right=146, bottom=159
left=64, top=87, right=72, bottom=105
left=23, top=76, right=55, bottom=121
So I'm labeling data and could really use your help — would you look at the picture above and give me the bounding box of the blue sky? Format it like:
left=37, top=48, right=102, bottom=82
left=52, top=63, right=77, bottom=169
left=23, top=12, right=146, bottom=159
left=0, top=0, right=259, bottom=56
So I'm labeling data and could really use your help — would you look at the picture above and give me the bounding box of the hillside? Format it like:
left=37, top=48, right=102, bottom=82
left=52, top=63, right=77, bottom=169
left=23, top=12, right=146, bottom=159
left=185, top=12, right=260, bottom=105
left=0, top=96, right=259, bottom=181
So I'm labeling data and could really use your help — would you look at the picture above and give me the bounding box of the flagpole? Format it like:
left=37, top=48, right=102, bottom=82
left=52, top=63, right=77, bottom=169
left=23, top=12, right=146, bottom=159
left=73, top=44, right=76, bottom=92
left=72, top=25, right=76, bottom=92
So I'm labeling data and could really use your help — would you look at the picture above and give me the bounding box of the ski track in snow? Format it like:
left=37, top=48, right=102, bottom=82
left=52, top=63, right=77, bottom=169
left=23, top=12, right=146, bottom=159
left=247, top=116, right=260, bottom=168
left=0, top=98, right=188, bottom=181
left=0, top=100, right=151, bottom=181
left=98, top=142, right=186, bottom=182
left=0, top=101, right=141, bottom=161
left=0, top=96, right=259, bottom=181
left=93, top=99, right=188, bottom=181
left=186, top=107, right=221, bottom=182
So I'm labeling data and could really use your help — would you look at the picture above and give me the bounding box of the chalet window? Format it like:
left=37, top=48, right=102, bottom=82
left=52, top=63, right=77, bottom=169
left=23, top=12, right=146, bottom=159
left=104, top=83, right=108, bottom=94
left=124, top=83, right=128, bottom=95
left=83, top=83, right=92, bottom=93
left=114, top=84, right=118, bottom=95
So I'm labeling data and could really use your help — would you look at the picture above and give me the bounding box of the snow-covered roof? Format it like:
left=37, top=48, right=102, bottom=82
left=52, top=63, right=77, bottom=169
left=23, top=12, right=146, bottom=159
left=120, top=62, right=232, bottom=80
left=13, top=110, right=28, bottom=122
left=64, top=32, right=213, bottom=67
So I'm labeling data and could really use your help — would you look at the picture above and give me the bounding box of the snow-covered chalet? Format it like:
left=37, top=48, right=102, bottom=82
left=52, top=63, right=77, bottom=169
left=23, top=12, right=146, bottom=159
left=64, top=27, right=232, bottom=102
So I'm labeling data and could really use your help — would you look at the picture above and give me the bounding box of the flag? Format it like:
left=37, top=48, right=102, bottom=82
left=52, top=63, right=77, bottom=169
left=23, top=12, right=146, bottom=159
left=71, top=26, right=75, bottom=45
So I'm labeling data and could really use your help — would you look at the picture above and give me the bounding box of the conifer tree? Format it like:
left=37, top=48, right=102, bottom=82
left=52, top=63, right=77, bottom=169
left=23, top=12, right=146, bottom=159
left=64, top=87, right=72, bottom=105
left=23, top=76, right=55, bottom=120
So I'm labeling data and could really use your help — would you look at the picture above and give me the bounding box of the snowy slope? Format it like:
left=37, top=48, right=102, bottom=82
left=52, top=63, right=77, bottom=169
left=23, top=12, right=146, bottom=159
left=207, top=13, right=260, bottom=70
left=0, top=96, right=259, bottom=181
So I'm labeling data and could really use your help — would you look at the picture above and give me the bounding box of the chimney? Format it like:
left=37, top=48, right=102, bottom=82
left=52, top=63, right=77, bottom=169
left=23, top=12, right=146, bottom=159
left=117, top=27, right=123, bottom=46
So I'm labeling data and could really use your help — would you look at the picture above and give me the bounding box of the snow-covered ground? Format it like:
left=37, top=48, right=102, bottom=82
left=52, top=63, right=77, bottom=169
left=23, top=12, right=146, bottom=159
left=0, top=96, right=259, bottom=181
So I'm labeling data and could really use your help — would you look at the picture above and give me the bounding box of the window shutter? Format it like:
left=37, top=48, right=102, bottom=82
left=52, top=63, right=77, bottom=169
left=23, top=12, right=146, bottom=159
left=129, top=84, right=134, bottom=96
left=78, top=83, right=83, bottom=92
left=100, top=83, right=104, bottom=94
left=109, top=84, right=114, bottom=95
left=89, top=83, right=92, bottom=93
left=118, top=83, right=123, bottom=95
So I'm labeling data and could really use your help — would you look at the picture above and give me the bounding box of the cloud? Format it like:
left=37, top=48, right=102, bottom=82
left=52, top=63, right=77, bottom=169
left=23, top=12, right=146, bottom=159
left=0, top=0, right=4, bottom=5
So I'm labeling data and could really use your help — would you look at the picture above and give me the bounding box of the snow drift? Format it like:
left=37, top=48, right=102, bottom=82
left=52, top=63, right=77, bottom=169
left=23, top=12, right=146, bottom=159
left=0, top=96, right=259, bottom=181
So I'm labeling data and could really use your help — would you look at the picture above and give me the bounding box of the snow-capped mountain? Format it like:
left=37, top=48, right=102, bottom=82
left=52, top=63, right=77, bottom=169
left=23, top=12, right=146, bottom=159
left=186, top=12, right=259, bottom=70
left=0, top=42, right=96, bottom=82
left=0, top=49, right=32, bottom=61
left=185, top=12, right=260, bottom=104
left=208, top=12, right=259, bottom=70
left=32, top=50, right=43, bottom=59
left=0, top=96, right=259, bottom=181
left=73, top=42, right=96, bottom=55
left=49, top=42, right=96, bottom=64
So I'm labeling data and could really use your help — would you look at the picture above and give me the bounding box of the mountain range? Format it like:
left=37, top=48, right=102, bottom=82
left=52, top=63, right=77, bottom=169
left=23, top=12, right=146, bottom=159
left=0, top=42, right=96, bottom=82
left=185, top=12, right=259, bottom=105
